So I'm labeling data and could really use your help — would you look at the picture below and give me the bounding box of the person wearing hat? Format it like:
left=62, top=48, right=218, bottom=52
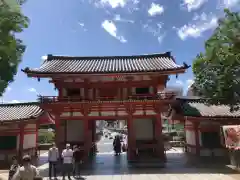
left=8, top=156, right=19, bottom=180
left=61, top=144, right=73, bottom=180
left=12, top=155, right=39, bottom=180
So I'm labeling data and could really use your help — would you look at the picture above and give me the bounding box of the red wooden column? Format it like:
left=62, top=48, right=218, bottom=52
left=194, top=122, right=200, bottom=156
left=83, top=119, right=90, bottom=160
left=18, top=122, right=25, bottom=160
left=64, top=120, right=67, bottom=145
left=127, top=117, right=135, bottom=161
left=126, top=104, right=136, bottom=161
left=155, top=113, right=165, bottom=161
left=35, top=120, right=39, bottom=155
left=54, top=113, right=62, bottom=152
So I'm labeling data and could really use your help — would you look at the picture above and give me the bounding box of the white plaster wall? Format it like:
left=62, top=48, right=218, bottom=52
left=88, top=89, right=93, bottom=99
left=25, top=124, right=36, bottom=129
left=185, top=120, right=192, bottom=125
left=63, top=88, right=67, bottom=96
left=23, top=134, right=36, bottom=149
left=185, top=130, right=195, bottom=145
left=185, top=120, right=196, bottom=146
left=66, top=120, right=84, bottom=142
left=134, top=119, right=153, bottom=140
left=80, top=88, right=84, bottom=97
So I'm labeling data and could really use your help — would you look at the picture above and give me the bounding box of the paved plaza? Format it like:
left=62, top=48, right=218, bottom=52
left=1, top=138, right=240, bottom=180
left=38, top=147, right=240, bottom=180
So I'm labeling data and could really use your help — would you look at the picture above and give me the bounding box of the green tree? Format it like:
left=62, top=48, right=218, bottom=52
left=192, top=9, right=240, bottom=111
left=0, top=0, right=29, bottom=96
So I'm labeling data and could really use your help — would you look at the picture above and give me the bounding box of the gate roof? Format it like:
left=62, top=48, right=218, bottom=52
left=22, top=52, right=189, bottom=76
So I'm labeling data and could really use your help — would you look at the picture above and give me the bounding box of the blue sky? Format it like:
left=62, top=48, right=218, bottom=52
left=2, top=0, right=240, bottom=103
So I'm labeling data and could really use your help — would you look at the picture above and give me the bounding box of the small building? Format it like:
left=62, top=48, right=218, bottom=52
left=170, top=98, right=240, bottom=157
left=0, top=102, right=53, bottom=164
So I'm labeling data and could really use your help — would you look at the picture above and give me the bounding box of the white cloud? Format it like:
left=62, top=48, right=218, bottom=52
left=176, top=80, right=183, bottom=86
left=78, top=22, right=84, bottom=27
left=28, top=88, right=38, bottom=94
left=77, top=22, right=87, bottom=31
left=181, top=0, right=207, bottom=12
left=219, top=0, right=240, bottom=8
left=95, top=0, right=139, bottom=12
left=143, top=23, right=165, bottom=44
left=0, top=99, right=21, bottom=104
left=99, top=0, right=127, bottom=8
left=7, top=87, right=12, bottom=91
left=157, top=35, right=165, bottom=44
left=177, top=13, right=218, bottom=40
left=114, top=14, right=134, bottom=23
left=10, top=100, right=20, bottom=103
left=41, top=55, right=48, bottom=61
left=186, top=79, right=194, bottom=88
left=193, top=12, right=208, bottom=21
left=148, top=3, right=164, bottom=16
left=101, top=20, right=127, bottom=43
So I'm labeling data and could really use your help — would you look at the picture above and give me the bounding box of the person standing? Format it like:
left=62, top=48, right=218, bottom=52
left=12, top=155, right=39, bottom=180
left=48, top=143, right=59, bottom=179
left=61, top=144, right=73, bottom=180
left=113, top=135, right=121, bottom=156
left=72, top=146, right=82, bottom=178
left=8, top=156, right=19, bottom=180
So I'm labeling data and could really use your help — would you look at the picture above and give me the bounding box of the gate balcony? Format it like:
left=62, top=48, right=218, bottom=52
left=37, top=92, right=176, bottom=104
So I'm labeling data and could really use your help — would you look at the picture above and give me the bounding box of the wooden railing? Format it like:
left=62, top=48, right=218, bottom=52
left=37, top=92, right=176, bottom=103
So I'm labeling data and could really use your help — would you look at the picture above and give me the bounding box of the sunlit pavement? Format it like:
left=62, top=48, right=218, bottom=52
left=1, top=137, right=240, bottom=180
left=38, top=137, right=240, bottom=180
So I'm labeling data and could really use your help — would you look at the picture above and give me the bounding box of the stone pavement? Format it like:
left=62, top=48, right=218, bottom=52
left=1, top=148, right=240, bottom=180
left=39, top=148, right=240, bottom=180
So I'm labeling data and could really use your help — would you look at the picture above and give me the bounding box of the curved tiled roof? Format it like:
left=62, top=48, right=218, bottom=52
left=23, top=52, right=189, bottom=74
left=0, top=102, right=44, bottom=122
left=181, top=100, right=240, bottom=118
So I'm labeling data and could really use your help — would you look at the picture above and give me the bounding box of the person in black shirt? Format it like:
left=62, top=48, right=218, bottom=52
left=113, top=135, right=121, bottom=156
left=72, top=146, right=82, bottom=178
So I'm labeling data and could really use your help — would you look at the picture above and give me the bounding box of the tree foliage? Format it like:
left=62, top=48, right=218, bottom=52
left=192, top=9, right=240, bottom=111
left=0, top=0, right=29, bottom=96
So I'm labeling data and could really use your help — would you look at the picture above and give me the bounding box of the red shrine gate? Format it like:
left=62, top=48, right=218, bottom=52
left=23, top=52, right=189, bottom=162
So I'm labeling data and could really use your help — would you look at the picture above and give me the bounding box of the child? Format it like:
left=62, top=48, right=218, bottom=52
left=8, top=156, right=19, bottom=180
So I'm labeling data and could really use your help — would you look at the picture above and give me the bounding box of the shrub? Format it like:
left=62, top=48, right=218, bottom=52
left=38, top=129, right=55, bottom=144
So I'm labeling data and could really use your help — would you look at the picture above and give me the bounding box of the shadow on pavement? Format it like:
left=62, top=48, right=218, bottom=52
left=39, top=152, right=240, bottom=177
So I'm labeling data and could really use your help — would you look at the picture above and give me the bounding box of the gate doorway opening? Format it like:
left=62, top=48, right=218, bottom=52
left=94, top=120, right=128, bottom=155
left=91, top=120, right=128, bottom=169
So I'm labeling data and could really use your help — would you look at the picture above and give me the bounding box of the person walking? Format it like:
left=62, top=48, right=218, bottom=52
left=113, top=135, right=121, bottom=156
left=8, top=156, right=19, bottom=180
left=61, top=144, right=73, bottom=180
left=48, top=143, right=59, bottom=179
left=12, top=155, right=39, bottom=180
left=72, top=146, right=82, bottom=178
